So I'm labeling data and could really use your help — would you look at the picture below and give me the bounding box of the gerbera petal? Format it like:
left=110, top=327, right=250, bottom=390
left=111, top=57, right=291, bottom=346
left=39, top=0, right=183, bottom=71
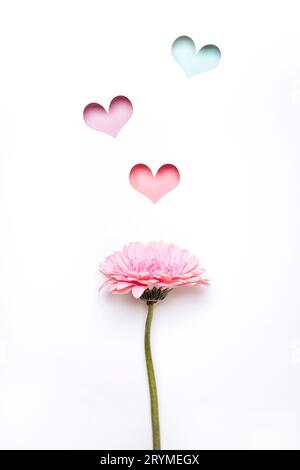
left=132, top=285, right=147, bottom=299
left=98, top=279, right=114, bottom=292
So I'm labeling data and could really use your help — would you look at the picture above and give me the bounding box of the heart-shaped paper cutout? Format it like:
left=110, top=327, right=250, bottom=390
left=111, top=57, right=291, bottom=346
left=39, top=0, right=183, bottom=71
left=83, top=96, right=133, bottom=137
left=171, top=36, right=221, bottom=77
left=129, top=164, right=180, bottom=203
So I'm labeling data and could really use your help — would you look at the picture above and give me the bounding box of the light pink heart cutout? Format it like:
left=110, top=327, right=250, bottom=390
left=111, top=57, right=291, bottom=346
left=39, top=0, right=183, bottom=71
left=129, top=164, right=180, bottom=203
left=83, top=96, right=133, bottom=137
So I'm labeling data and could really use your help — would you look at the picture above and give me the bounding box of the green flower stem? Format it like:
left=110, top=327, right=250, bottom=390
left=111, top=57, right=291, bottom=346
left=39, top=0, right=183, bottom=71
left=144, top=301, right=161, bottom=450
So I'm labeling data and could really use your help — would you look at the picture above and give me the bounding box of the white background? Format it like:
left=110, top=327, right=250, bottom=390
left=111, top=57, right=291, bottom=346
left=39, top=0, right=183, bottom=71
left=0, top=0, right=300, bottom=450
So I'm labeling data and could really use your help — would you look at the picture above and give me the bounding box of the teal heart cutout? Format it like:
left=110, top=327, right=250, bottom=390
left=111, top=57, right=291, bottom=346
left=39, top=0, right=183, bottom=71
left=171, top=36, right=221, bottom=77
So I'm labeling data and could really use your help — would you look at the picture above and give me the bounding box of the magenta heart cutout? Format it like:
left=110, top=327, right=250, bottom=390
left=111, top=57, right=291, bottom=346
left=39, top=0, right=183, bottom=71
left=83, top=96, right=133, bottom=137
left=129, top=164, right=180, bottom=203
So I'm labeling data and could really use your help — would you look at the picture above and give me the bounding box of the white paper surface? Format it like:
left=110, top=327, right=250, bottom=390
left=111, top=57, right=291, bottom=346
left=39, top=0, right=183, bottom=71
left=0, top=0, right=300, bottom=450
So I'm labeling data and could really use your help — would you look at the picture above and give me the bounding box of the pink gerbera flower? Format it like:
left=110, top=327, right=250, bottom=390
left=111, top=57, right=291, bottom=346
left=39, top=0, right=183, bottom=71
left=99, top=241, right=209, bottom=300
left=99, top=241, right=209, bottom=450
